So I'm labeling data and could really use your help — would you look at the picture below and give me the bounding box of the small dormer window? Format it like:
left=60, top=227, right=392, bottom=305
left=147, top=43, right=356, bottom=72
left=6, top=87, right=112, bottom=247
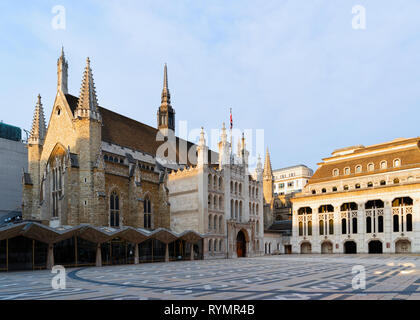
left=380, top=161, right=387, bottom=170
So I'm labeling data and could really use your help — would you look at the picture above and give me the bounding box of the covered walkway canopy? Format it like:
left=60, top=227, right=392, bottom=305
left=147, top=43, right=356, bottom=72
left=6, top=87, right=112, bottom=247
left=0, top=222, right=204, bottom=272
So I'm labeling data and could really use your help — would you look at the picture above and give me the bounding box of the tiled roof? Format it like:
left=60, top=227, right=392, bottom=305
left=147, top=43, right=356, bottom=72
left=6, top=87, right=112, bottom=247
left=65, top=94, right=218, bottom=166
left=309, top=138, right=420, bottom=184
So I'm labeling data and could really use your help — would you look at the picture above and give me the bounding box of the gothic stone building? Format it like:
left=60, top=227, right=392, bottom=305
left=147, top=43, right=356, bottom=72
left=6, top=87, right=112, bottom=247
left=167, top=126, right=264, bottom=259
left=22, top=51, right=175, bottom=230
left=291, top=138, right=420, bottom=254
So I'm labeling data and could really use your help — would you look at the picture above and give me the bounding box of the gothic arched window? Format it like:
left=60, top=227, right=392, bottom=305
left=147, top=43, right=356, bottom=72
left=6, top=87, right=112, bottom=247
left=144, top=196, right=152, bottom=229
left=110, top=191, right=120, bottom=227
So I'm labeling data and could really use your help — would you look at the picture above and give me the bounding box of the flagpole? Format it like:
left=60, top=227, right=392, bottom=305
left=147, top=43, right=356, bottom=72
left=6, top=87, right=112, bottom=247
left=230, top=108, right=233, bottom=164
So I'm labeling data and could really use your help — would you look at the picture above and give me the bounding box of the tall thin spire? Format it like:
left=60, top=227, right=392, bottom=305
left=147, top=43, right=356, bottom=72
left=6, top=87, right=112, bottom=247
left=57, top=47, right=68, bottom=94
left=161, top=63, right=171, bottom=105
left=75, top=57, right=101, bottom=120
left=264, top=147, right=273, bottom=177
left=157, top=63, right=175, bottom=133
left=29, top=94, right=47, bottom=145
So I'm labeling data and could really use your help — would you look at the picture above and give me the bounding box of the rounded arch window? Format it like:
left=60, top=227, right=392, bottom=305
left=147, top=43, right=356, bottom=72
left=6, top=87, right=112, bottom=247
left=333, top=169, right=339, bottom=177
left=367, top=182, right=373, bottom=188
left=355, top=165, right=362, bottom=173
left=394, top=159, right=401, bottom=167
left=343, top=185, right=349, bottom=191
left=380, top=161, right=387, bottom=169
left=344, top=167, right=350, bottom=175
left=367, top=163, right=374, bottom=172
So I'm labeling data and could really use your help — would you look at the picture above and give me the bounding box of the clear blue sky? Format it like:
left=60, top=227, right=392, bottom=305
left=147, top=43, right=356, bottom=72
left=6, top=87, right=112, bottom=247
left=1, top=0, right=419, bottom=171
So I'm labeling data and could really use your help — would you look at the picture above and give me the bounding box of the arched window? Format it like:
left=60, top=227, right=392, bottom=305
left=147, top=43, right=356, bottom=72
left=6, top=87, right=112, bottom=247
left=333, top=169, right=339, bottom=177
left=393, top=215, right=399, bottom=232
left=219, top=177, right=223, bottom=190
left=380, top=161, right=387, bottom=170
left=239, top=184, right=242, bottom=195
left=394, top=178, right=400, bottom=184
left=307, top=221, right=312, bottom=236
left=355, top=183, right=361, bottom=189
left=230, top=199, right=234, bottom=218
left=393, top=159, right=401, bottom=167
left=380, top=180, right=386, bottom=186
left=367, top=163, right=374, bottom=172
left=219, top=216, right=223, bottom=233
left=328, top=219, right=334, bottom=235
left=239, top=201, right=243, bottom=221
left=208, top=194, right=212, bottom=209
left=352, top=217, right=358, bottom=234
left=319, top=220, right=324, bottom=236
left=214, top=239, right=218, bottom=252
left=230, top=181, right=233, bottom=193
left=367, top=182, right=373, bottom=188
left=355, top=165, right=362, bottom=173
left=214, top=195, right=217, bottom=210
left=256, top=221, right=260, bottom=235
left=344, top=185, right=349, bottom=191
left=219, top=240, right=222, bottom=251
left=344, top=167, right=350, bottom=175
left=256, top=204, right=259, bottom=215
left=378, top=216, right=384, bottom=233
left=341, top=219, right=347, bottom=234
left=298, top=222, right=303, bottom=236
left=332, top=187, right=338, bottom=192
left=366, top=217, right=372, bottom=233
left=213, top=176, right=217, bottom=189
left=214, top=215, right=217, bottom=232
left=209, top=239, right=212, bottom=252
left=144, top=196, right=152, bottom=229
left=407, top=214, right=413, bottom=232
left=110, top=191, right=120, bottom=227
left=209, top=214, right=213, bottom=230
left=322, top=188, right=326, bottom=193
left=219, top=196, right=223, bottom=210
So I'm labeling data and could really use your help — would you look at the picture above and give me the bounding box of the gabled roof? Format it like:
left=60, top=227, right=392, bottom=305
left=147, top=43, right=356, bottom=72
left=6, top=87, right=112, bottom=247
left=64, top=94, right=218, bottom=166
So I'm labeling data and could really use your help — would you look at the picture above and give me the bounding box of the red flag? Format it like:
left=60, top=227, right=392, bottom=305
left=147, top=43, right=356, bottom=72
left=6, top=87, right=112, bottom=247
left=230, top=108, right=233, bottom=130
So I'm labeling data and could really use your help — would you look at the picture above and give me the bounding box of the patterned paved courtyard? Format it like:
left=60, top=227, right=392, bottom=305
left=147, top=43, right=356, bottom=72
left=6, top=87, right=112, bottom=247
left=2, top=255, right=420, bottom=300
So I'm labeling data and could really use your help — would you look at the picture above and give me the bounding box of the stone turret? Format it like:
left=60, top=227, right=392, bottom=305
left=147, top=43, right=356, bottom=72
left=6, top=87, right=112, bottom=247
left=57, top=47, right=68, bottom=94
left=197, top=127, right=208, bottom=167
left=75, top=58, right=101, bottom=121
left=218, top=123, right=230, bottom=169
left=263, top=148, right=273, bottom=205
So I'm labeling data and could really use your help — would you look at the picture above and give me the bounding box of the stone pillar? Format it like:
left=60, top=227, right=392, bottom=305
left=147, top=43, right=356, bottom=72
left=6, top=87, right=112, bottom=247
left=134, top=243, right=139, bottom=265
left=190, top=244, right=194, bottom=261
left=46, top=243, right=54, bottom=270
left=96, top=243, right=102, bottom=267
left=165, top=243, right=169, bottom=262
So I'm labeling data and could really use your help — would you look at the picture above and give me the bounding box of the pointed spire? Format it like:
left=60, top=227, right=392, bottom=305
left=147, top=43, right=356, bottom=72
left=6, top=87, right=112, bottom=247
left=157, top=63, right=175, bottom=133
left=29, top=94, right=47, bottom=145
left=264, top=147, right=273, bottom=177
left=76, top=57, right=100, bottom=120
left=57, top=47, right=68, bottom=94
left=161, top=63, right=171, bottom=105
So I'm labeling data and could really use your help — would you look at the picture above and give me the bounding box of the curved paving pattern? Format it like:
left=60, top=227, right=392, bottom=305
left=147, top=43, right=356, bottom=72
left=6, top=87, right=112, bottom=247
left=2, top=255, right=420, bottom=300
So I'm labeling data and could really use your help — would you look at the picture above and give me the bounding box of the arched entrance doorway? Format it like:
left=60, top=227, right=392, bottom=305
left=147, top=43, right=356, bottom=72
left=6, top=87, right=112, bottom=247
left=300, top=242, right=311, bottom=254
left=321, top=241, right=333, bottom=254
left=369, top=240, right=383, bottom=254
left=344, top=241, right=357, bottom=254
left=395, top=240, right=411, bottom=253
left=236, top=230, right=247, bottom=257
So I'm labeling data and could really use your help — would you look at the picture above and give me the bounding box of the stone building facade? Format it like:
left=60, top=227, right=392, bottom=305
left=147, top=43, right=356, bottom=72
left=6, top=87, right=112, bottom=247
left=22, top=50, right=179, bottom=230
left=291, top=138, right=420, bottom=254
left=167, top=126, right=265, bottom=259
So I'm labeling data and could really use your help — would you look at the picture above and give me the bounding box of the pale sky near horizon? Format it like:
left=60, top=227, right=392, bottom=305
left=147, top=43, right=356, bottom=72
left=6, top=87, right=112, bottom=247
left=1, top=0, right=419, bottom=172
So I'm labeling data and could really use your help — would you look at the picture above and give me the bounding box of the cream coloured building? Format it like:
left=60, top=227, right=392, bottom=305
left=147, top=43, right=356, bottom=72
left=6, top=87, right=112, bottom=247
left=273, top=165, right=313, bottom=195
left=168, top=127, right=265, bottom=259
left=291, top=138, right=420, bottom=254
